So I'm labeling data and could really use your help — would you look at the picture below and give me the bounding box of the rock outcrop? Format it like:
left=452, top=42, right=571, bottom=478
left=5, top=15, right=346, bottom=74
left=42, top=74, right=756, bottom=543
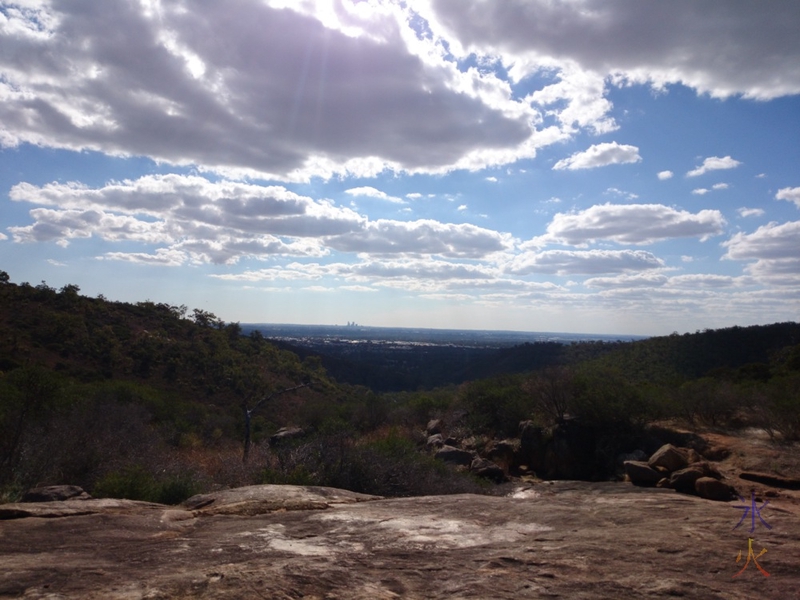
left=625, top=443, right=739, bottom=502
left=1, top=482, right=798, bottom=599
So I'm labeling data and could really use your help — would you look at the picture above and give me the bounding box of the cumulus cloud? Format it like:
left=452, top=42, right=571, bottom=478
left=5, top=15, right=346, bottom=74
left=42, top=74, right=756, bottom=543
left=345, top=186, right=405, bottom=204
left=723, top=221, right=800, bottom=261
left=552, top=142, right=641, bottom=171
left=528, top=67, right=617, bottom=135
left=687, top=156, right=741, bottom=177
left=738, top=208, right=765, bottom=218
left=531, top=203, right=726, bottom=246
left=0, top=0, right=536, bottom=179
left=417, top=0, right=800, bottom=99
left=584, top=272, right=668, bottom=289
left=604, top=188, right=638, bottom=200
left=723, top=221, right=800, bottom=284
left=8, top=175, right=369, bottom=262
left=776, top=187, right=800, bottom=208
left=10, top=174, right=522, bottom=264
left=666, top=274, right=738, bottom=289
left=692, top=189, right=710, bottom=195
left=657, top=171, right=674, bottom=180
left=506, top=249, right=663, bottom=276
left=325, top=219, right=513, bottom=259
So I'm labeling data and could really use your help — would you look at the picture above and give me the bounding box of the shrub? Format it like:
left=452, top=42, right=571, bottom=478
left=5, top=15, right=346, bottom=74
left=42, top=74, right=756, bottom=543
left=758, top=374, right=800, bottom=442
left=93, top=465, right=158, bottom=502
left=93, top=466, right=202, bottom=505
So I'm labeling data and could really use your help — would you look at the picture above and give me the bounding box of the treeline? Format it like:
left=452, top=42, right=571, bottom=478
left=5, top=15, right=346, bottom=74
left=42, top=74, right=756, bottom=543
left=277, top=323, right=800, bottom=392
left=1, top=270, right=798, bottom=505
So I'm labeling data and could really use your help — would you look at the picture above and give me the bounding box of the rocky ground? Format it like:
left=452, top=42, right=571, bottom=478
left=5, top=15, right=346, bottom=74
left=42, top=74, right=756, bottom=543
left=1, top=428, right=799, bottom=599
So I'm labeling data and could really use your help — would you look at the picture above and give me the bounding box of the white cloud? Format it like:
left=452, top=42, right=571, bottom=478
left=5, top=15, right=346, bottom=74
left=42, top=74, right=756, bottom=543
left=687, top=156, right=741, bottom=177
left=0, top=0, right=538, bottom=179
left=657, top=171, right=674, bottom=180
left=666, top=274, right=738, bottom=289
left=326, top=219, right=512, bottom=259
left=692, top=188, right=710, bottom=195
left=712, top=183, right=729, bottom=190
left=417, top=0, right=800, bottom=100
left=101, top=248, right=187, bottom=267
left=405, top=193, right=423, bottom=199
left=340, top=285, right=378, bottom=293
left=584, top=272, right=668, bottom=289
left=528, top=66, right=617, bottom=135
left=9, top=175, right=524, bottom=263
left=553, top=142, right=641, bottom=171
left=457, top=204, right=467, bottom=211
left=723, top=221, right=800, bottom=261
left=604, top=188, right=639, bottom=200
left=507, top=249, right=663, bottom=276
left=344, top=186, right=405, bottom=204
left=485, top=176, right=498, bottom=182
left=532, top=203, right=726, bottom=246
left=738, top=208, right=765, bottom=218
left=776, top=187, right=800, bottom=208
left=723, top=221, right=800, bottom=284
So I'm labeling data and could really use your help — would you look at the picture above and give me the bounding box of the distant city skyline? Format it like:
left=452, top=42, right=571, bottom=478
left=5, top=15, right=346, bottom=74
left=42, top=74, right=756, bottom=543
left=1, top=1, right=799, bottom=335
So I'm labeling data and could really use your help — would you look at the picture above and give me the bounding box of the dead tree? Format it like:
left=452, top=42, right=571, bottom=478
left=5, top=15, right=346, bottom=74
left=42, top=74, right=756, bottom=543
left=242, top=383, right=307, bottom=463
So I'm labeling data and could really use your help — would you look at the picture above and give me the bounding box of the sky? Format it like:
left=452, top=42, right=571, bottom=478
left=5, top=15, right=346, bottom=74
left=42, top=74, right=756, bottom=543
left=1, top=0, right=799, bottom=336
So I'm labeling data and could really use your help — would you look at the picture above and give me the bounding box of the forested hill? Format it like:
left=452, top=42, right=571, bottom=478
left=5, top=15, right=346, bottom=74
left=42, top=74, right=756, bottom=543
left=573, top=323, right=800, bottom=384
left=0, top=275, right=333, bottom=417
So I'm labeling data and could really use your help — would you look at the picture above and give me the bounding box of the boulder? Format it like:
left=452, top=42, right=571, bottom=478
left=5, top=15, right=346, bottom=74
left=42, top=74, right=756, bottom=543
left=182, top=484, right=379, bottom=516
left=702, top=445, right=731, bottom=461
left=648, top=444, right=688, bottom=473
left=486, top=439, right=517, bottom=472
left=22, top=485, right=91, bottom=502
left=667, top=466, right=705, bottom=493
left=269, top=427, right=305, bottom=446
left=739, top=471, right=800, bottom=490
left=470, top=458, right=506, bottom=483
left=691, top=461, right=723, bottom=480
left=434, top=445, right=475, bottom=466
left=426, top=419, right=443, bottom=435
left=684, top=448, right=703, bottom=464
left=543, top=418, right=598, bottom=480
left=518, top=421, right=546, bottom=473
left=624, top=461, right=663, bottom=487
left=426, top=433, right=444, bottom=448
left=695, top=477, right=736, bottom=501
left=617, top=449, right=648, bottom=466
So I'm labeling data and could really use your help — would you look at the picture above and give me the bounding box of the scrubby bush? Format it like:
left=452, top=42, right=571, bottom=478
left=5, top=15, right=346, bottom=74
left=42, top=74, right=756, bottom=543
left=93, top=466, right=201, bottom=504
left=258, top=426, right=487, bottom=497
left=757, top=374, right=800, bottom=442
left=459, top=375, right=530, bottom=436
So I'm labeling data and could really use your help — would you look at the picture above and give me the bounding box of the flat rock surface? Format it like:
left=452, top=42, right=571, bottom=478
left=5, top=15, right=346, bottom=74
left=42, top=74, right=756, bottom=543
left=1, top=482, right=798, bottom=599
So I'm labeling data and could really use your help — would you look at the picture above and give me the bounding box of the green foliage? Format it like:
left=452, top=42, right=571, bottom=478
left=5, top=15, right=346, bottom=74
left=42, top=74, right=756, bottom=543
left=1, top=271, right=798, bottom=498
left=458, top=374, right=530, bottom=436
left=758, top=374, right=800, bottom=442
left=93, top=466, right=201, bottom=505
left=93, top=465, right=158, bottom=502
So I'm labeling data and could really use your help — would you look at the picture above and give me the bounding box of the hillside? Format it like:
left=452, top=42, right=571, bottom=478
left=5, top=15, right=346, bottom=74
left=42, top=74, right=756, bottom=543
left=1, top=270, right=799, bottom=510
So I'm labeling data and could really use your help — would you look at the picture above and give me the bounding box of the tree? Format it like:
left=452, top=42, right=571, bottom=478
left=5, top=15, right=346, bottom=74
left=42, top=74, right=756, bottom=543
left=241, top=383, right=308, bottom=462
left=0, top=270, right=9, bottom=284
left=524, top=366, right=576, bottom=424
left=192, top=308, right=222, bottom=328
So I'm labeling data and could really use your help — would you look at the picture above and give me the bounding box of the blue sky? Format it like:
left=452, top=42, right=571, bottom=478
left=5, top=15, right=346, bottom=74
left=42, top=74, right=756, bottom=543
left=1, top=0, right=799, bottom=336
